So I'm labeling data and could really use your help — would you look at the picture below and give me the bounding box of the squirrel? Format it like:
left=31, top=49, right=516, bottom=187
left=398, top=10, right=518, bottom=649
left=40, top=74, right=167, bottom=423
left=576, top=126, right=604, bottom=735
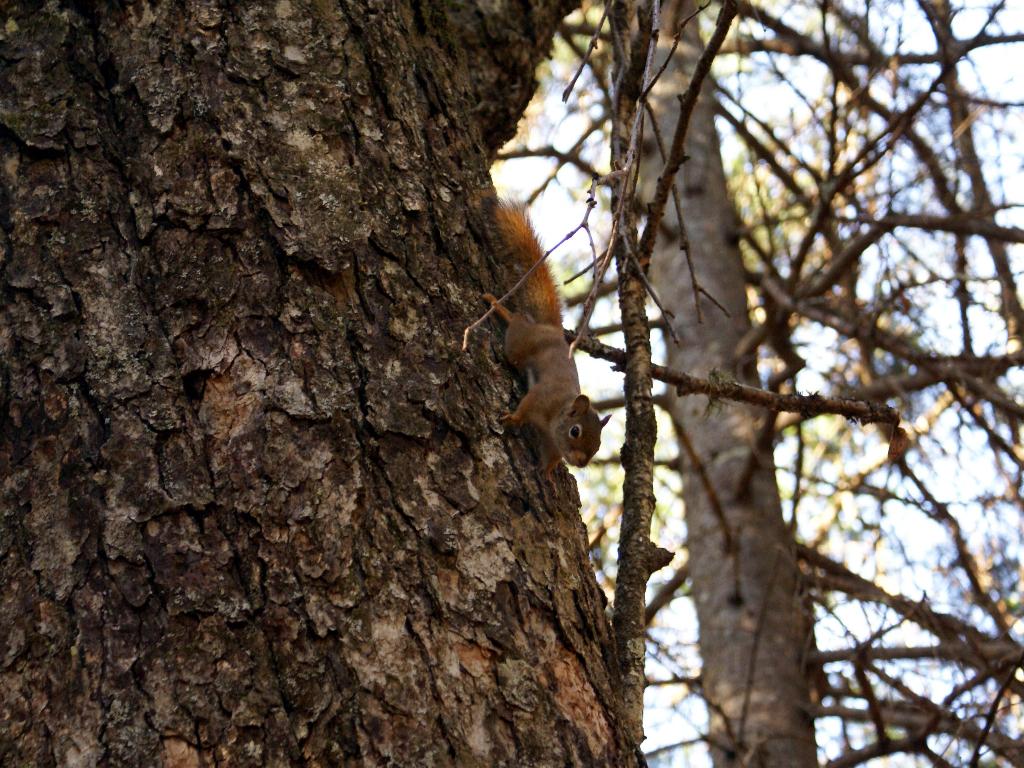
left=483, top=201, right=610, bottom=479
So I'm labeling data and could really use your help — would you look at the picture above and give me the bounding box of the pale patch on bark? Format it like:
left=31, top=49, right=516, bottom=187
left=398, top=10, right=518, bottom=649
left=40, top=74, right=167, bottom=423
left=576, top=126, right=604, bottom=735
left=456, top=640, right=495, bottom=678
left=161, top=737, right=201, bottom=768
left=200, top=369, right=262, bottom=442
left=457, top=519, right=516, bottom=591
left=550, top=646, right=616, bottom=756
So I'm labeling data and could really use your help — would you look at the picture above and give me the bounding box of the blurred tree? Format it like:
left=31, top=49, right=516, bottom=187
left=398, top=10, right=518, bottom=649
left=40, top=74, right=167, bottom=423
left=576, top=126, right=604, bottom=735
left=643, top=2, right=818, bottom=764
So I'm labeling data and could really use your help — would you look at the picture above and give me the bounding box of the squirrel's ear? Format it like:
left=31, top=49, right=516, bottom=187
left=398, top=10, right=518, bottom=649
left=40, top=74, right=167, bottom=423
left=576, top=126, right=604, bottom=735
left=571, top=394, right=590, bottom=414
left=600, top=414, right=611, bottom=427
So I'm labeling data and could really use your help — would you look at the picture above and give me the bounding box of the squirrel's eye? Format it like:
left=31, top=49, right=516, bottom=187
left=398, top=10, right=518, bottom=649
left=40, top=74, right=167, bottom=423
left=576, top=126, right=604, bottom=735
left=569, top=425, right=582, bottom=439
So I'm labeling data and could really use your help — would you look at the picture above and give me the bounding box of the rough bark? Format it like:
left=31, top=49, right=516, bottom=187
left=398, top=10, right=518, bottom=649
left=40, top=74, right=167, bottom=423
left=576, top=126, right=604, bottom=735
left=0, top=2, right=637, bottom=766
left=643, top=1, right=818, bottom=765
left=448, top=0, right=580, bottom=155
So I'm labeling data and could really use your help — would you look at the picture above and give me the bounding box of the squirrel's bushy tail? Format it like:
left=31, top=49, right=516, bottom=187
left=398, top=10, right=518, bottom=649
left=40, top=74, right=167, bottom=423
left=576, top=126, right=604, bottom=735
left=493, top=201, right=563, bottom=328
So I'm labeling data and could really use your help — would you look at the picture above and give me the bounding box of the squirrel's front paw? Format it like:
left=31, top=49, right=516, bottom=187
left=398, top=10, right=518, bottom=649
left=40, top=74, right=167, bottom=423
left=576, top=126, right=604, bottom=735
left=499, top=412, right=520, bottom=427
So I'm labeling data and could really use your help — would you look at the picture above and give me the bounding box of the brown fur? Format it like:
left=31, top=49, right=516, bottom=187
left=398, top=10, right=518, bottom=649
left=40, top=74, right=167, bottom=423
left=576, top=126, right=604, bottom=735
left=492, top=202, right=562, bottom=327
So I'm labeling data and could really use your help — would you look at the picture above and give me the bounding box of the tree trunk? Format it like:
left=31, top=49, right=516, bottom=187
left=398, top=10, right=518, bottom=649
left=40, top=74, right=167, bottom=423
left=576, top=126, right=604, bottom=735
left=644, top=2, right=818, bottom=765
left=0, top=3, right=637, bottom=765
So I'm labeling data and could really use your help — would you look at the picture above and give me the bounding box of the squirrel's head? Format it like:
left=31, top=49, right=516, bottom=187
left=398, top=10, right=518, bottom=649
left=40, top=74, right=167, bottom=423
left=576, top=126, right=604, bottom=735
left=559, top=395, right=611, bottom=467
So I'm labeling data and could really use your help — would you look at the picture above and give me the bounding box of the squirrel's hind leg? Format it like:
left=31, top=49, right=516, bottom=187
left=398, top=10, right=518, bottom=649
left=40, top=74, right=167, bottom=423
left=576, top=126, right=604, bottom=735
left=483, top=293, right=514, bottom=323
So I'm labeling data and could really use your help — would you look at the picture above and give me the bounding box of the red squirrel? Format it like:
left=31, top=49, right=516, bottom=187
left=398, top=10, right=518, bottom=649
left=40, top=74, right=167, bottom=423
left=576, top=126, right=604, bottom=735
left=484, top=202, right=610, bottom=478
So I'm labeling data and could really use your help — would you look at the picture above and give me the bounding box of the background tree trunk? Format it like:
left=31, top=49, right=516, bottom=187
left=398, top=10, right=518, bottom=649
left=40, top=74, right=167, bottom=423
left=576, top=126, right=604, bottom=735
left=0, top=3, right=638, bottom=765
left=644, top=2, right=818, bottom=764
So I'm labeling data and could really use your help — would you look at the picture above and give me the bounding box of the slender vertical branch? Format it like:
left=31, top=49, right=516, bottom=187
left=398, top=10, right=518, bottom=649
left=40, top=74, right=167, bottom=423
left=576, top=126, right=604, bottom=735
left=608, top=0, right=673, bottom=744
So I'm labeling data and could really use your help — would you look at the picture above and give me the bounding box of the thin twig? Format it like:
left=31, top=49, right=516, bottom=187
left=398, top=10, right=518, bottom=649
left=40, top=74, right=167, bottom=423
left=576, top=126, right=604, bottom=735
left=637, top=0, right=739, bottom=266
left=641, top=0, right=711, bottom=102
left=461, top=176, right=607, bottom=351
left=569, top=0, right=663, bottom=355
left=968, top=651, right=1024, bottom=767
left=672, top=415, right=738, bottom=560
left=737, top=550, right=782, bottom=745
left=563, top=0, right=615, bottom=103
